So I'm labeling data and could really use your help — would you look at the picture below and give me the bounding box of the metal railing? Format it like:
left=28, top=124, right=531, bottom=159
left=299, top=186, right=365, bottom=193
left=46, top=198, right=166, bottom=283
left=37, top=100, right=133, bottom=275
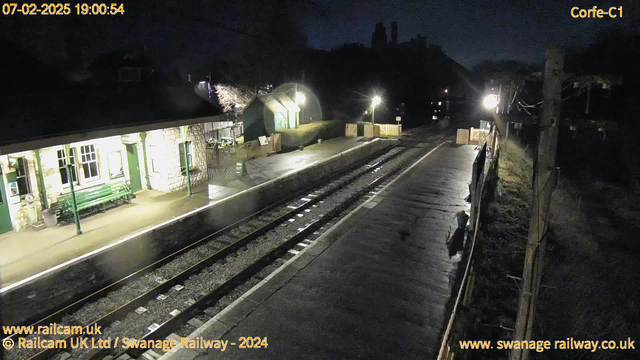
left=438, top=134, right=501, bottom=360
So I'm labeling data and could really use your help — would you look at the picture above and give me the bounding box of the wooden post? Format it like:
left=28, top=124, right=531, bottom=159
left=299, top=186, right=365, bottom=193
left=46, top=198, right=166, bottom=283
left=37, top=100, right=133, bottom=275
left=505, top=122, right=510, bottom=152
left=511, top=48, right=564, bottom=360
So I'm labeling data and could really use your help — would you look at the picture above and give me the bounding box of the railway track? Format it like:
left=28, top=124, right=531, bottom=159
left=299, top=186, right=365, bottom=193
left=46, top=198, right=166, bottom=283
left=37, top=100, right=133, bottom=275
left=4, top=127, right=447, bottom=360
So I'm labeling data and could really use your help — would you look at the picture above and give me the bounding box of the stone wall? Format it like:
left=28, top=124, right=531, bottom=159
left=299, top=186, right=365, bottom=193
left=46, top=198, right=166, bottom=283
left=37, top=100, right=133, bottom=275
left=146, top=124, right=207, bottom=192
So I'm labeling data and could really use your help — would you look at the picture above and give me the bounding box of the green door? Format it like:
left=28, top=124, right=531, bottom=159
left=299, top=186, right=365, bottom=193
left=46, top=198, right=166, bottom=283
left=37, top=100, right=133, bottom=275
left=125, top=144, right=143, bottom=193
left=0, top=166, right=13, bottom=234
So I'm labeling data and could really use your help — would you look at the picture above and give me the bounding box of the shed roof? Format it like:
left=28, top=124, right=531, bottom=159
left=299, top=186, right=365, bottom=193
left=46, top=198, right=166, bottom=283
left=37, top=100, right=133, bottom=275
left=245, top=92, right=300, bottom=114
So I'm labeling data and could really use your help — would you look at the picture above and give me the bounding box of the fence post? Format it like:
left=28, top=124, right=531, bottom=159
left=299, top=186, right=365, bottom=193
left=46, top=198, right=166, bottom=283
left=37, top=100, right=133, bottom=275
left=469, top=161, right=478, bottom=232
left=511, top=47, right=564, bottom=360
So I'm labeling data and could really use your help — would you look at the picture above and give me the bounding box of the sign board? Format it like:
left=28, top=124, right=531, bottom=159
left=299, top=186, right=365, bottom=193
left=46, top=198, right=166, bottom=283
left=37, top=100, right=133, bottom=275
left=120, top=134, right=139, bottom=144
left=8, top=182, right=18, bottom=197
left=395, top=116, right=401, bottom=123
left=258, top=136, right=269, bottom=146
left=235, top=160, right=246, bottom=176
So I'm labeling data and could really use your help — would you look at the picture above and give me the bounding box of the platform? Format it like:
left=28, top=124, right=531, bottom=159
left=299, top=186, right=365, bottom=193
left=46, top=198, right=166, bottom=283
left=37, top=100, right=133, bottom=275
left=0, top=136, right=374, bottom=288
left=163, top=143, right=478, bottom=360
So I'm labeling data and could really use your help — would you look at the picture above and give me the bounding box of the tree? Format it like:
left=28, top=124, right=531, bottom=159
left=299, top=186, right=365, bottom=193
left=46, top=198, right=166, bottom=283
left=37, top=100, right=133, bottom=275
left=214, top=84, right=254, bottom=114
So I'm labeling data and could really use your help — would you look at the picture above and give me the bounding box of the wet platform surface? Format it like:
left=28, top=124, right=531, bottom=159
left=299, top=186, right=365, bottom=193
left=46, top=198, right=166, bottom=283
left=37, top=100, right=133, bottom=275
left=169, top=143, right=477, bottom=360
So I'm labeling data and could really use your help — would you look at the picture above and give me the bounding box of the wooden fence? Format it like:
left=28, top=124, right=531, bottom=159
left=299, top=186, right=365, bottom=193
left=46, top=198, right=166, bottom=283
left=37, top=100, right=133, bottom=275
left=456, top=129, right=470, bottom=144
left=364, top=123, right=380, bottom=138
left=345, top=123, right=358, bottom=137
left=378, top=124, right=402, bottom=136
left=457, top=127, right=498, bottom=149
left=470, top=127, right=492, bottom=144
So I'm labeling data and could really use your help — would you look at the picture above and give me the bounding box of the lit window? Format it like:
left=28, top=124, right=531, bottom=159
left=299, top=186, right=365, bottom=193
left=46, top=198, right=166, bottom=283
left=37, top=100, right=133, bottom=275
left=57, top=148, right=78, bottom=185
left=179, top=142, right=192, bottom=173
left=118, top=67, right=141, bottom=82
left=107, top=151, right=124, bottom=180
left=80, top=144, right=100, bottom=180
left=13, top=157, right=31, bottom=195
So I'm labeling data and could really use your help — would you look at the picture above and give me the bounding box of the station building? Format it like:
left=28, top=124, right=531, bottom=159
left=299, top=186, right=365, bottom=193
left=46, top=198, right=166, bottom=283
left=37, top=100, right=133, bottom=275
left=0, top=86, right=222, bottom=234
left=242, top=92, right=301, bottom=141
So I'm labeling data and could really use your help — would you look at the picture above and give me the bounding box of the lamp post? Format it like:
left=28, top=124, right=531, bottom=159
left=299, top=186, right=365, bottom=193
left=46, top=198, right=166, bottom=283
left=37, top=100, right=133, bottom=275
left=444, top=88, right=450, bottom=117
left=64, top=144, right=82, bottom=235
left=181, top=126, right=192, bottom=196
left=371, top=95, right=381, bottom=124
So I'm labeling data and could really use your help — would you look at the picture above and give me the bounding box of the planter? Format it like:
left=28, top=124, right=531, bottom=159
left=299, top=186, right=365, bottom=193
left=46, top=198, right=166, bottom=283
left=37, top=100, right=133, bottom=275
left=42, top=208, right=57, bottom=228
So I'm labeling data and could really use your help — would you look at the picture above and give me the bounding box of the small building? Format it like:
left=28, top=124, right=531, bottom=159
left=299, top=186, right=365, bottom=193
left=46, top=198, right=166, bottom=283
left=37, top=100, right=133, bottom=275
left=0, top=86, right=221, bottom=234
left=242, top=93, right=300, bottom=141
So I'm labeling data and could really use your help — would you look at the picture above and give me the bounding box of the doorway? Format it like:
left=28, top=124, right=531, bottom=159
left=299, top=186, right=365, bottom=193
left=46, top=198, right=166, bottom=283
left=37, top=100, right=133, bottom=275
left=0, top=166, right=13, bottom=234
left=125, top=144, right=143, bottom=193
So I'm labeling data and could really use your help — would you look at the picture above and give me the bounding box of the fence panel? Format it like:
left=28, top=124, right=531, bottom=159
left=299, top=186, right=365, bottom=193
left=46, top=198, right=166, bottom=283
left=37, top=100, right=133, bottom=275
left=364, top=124, right=381, bottom=138
left=378, top=124, right=401, bottom=136
left=345, top=124, right=358, bottom=137
left=470, top=127, right=492, bottom=144
left=456, top=129, right=470, bottom=144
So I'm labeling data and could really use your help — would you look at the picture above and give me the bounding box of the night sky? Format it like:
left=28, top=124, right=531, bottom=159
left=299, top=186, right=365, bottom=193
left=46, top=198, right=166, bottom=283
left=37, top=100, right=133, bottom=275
left=1, top=0, right=638, bottom=72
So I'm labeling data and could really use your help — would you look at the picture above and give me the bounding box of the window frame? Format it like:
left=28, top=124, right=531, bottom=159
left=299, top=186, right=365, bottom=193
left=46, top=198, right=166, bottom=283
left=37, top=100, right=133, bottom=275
left=57, top=148, right=78, bottom=187
left=107, top=150, right=124, bottom=180
left=118, top=66, right=141, bottom=82
left=80, top=144, right=100, bottom=182
left=14, top=157, right=31, bottom=196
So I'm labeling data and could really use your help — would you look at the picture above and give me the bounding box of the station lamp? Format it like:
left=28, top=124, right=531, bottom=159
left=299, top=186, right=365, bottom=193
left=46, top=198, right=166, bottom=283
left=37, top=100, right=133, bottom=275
left=371, top=95, right=382, bottom=124
left=483, top=94, right=499, bottom=110
left=295, top=91, right=306, bottom=105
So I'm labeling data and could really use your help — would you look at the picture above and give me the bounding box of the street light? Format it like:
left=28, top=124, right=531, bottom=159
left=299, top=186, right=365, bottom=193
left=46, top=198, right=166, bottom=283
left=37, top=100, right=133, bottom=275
left=483, top=94, right=499, bottom=109
left=444, top=88, right=450, bottom=117
left=371, top=95, right=382, bottom=124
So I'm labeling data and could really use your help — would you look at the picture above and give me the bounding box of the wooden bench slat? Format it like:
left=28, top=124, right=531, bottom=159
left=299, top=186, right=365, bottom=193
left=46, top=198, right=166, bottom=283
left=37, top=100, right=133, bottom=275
left=57, top=180, right=132, bottom=219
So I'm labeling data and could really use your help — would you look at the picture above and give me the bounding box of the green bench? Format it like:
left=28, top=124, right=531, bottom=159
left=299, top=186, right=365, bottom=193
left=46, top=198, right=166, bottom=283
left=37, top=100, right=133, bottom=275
left=57, top=179, right=132, bottom=220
